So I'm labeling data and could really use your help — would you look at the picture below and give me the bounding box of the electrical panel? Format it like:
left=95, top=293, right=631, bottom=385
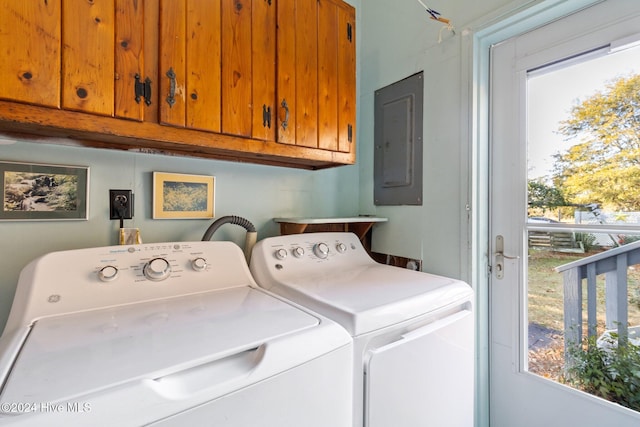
left=374, top=71, right=423, bottom=205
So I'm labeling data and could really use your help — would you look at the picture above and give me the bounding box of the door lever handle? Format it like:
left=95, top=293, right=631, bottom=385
left=494, top=235, right=519, bottom=279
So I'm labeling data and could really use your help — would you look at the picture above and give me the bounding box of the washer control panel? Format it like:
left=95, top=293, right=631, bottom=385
left=94, top=243, right=213, bottom=284
left=13, top=241, right=255, bottom=323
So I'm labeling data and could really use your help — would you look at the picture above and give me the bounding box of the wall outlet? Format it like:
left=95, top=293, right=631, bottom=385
left=109, top=189, right=134, bottom=220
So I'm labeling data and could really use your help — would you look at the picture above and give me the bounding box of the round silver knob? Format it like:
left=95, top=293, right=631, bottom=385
left=336, top=243, right=347, bottom=253
left=275, top=248, right=288, bottom=260
left=313, top=242, right=330, bottom=259
left=98, top=265, right=119, bottom=282
left=292, top=247, right=305, bottom=258
left=191, top=257, right=207, bottom=271
left=144, top=258, right=171, bottom=281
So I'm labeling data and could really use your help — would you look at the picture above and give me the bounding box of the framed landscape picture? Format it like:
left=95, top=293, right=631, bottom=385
left=0, top=161, right=89, bottom=221
left=152, top=172, right=215, bottom=219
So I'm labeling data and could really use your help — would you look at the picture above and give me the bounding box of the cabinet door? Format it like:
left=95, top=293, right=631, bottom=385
left=277, top=0, right=355, bottom=153
left=0, top=1, right=61, bottom=108
left=160, top=0, right=274, bottom=139
left=318, top=0, right=339, bottom=151
left=277, top=0, right=318, bottom=148
left=159, top=0, right=185, bottom=127
left=276, top=0, right=297, bottom=146
left=319, top=0, right=355, bottom=153
left=251, top=0, right=276, bottom=142
left=63, top=0, right=145, bottom=119
left=0, top=1, right=145, bottom=119
left=337, top=3, right=355, bottom=153
left=160, top=0, right=221, bottom=131
left=62, top=0, right=115, bottom=116
left=188, top=1, right=222, bottom=132
left=115, top=0, right=147, bottom=121
left=221, top=0, right=252, bottom=137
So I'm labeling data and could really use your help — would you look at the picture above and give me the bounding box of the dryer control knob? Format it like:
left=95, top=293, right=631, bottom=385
left=98, top=265, right=119, bottom=282
left=336, top=243, right=347, bottom=253
left=144, top=258, right=172, bottom=281
left=292, top=247, right=305, bottom=258
left=191, top=257, right=207, bottom=271
left=275, top=248, right=288, bottom=260
left=313, top=242, right=330, bottom=259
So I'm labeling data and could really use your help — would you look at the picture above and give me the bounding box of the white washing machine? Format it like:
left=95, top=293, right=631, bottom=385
left=250, top=232, right=474, bottom=427
left=0, top=241, right=353, bottom=426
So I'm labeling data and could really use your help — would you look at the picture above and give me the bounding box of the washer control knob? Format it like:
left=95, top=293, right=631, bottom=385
left=144, top=258, right=171, bottom=281
left=275, top=248, right=288, bottom=260
left=191, top=257, right=207, bottom=271
left=292, top=247, right=305, bottom=258
left=336, top=242, right=347, bottom=253
left=98, top=265, right=119, bottom=282
left=313, top=242, right=330, bottom=259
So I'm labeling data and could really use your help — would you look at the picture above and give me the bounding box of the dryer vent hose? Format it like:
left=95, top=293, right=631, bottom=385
left=201, top=215, right=258, bottom=262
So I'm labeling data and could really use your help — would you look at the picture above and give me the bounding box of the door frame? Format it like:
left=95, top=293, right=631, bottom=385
left=465, top=1, right=603, bottom=426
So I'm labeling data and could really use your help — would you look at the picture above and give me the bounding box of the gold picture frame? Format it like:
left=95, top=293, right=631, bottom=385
left=152, top=172, right=215, bottom=219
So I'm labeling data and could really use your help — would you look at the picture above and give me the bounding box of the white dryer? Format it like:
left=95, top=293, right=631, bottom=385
left=0, top=241, right=352, bottom=426
left=250, top=232, right=474, bottom=427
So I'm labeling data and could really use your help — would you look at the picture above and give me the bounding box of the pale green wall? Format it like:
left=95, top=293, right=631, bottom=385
left=358, top=0, right=533, bottom=280
left=0, top=138, right=359, bottom=330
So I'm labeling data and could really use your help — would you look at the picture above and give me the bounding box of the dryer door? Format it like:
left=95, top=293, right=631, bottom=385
left=364, top=309, right=473, bottom=427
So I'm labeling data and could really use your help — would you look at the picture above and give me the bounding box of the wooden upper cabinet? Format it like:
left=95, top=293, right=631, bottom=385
left=277, top=0, right=356, bottom=154
left=0, top=0, right=356, bottom=168
left=0, top=1, right=61, bottom=108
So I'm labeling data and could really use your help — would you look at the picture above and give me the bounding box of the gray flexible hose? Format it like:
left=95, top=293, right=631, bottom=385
left=202, top=216, right=258, bottom=262
left=201, top=215, right=256, bottom=241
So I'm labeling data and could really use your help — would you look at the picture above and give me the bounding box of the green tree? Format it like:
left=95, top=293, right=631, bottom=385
left=528, top=179, right=567, bottom=210
left=554, top=74, right=640, bottom=210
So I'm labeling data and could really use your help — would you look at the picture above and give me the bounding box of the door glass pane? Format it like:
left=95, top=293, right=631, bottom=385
left=526, top=42, right=640, bottom=412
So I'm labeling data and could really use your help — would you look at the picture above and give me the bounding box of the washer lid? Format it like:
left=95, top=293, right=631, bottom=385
left=264, top=264, right=473, bottom=336
left=0, top=287, right=319, bottom=406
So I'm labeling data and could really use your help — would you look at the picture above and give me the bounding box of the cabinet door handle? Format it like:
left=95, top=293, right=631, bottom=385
left=166, top=67, right=176, bottom=108
left=280, top=99, right=289, bottom=130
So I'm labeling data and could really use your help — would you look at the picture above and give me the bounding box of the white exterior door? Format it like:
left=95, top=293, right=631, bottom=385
left=489, top=1, right=640, bottom=425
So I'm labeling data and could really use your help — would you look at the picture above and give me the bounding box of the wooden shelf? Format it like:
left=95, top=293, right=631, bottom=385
left=274, top=216, right=387, bottom=242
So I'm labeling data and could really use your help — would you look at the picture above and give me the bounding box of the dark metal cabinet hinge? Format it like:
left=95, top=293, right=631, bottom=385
left=347, top=22, right=353, bottom=42
left=134, top=74, right=152, bottom=106
left=348, top=124, right=353, bottom=142
left=263, top=105, right=271, bottom=128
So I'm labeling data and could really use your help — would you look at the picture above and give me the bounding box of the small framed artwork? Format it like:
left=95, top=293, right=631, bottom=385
left=0, top=161, right=89, bottom=221
left=153, top=172, right=215, bottom=219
